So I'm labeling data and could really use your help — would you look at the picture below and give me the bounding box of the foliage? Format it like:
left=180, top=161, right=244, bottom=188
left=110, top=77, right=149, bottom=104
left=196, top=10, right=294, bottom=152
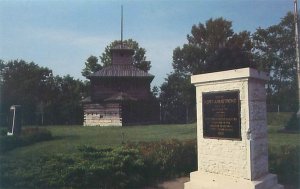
left=252, top=12, right=298, bottom=111
left=160, top=17, right=252, bottom=123
left=0, top=60, right=85, bottom=125
left=44, top=75, right=84, bottom=125
left=0, top=127, right=7, bottom=136
left=81, top=39, right=152, bottom=78
left=0, top=60, right=52, bottom=125
left=1, top=137, right=299, bottom=189
left=172, top=17, right=253, bottom=75
left=269, top=145, right=300, bottom=187
left=205, top=45, right=255, bottom=73
left=0, top=118, right=299, bottom=188
left=126, top=139, right=197, bottom=181
left=100, top=39, right=151, bottom=72
left=81, top=55, right=102, bottom=78
left=161, top=13, right=299, bottom=124
left=284, top=113, right=300, bottom=131
left=0, top=140, right=196, bottom=189
left=0, top=127, right=52, bottom=152
left=151, top=86, right=160, bottom=98
left=160, top=73, right=196, bottom=123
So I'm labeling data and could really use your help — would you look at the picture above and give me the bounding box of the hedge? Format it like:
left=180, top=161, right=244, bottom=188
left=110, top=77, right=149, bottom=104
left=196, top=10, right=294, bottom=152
left=0, top=140, right=299, bottom=189
left=0, top=127, right=52, bottom=152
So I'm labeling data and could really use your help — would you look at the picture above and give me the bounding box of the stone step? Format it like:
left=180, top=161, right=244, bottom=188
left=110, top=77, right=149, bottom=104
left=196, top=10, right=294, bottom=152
left=185, top=171, right=284, bottom=189
left=254, top=174, right=284, bottom=189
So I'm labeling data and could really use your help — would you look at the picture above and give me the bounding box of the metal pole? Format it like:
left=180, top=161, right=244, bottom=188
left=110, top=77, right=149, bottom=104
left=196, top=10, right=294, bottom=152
left=159, top=102, right=162, bottom=123
left=294, top=0, right=300, bottom=117
left=121, top=5, right=123, bottom=47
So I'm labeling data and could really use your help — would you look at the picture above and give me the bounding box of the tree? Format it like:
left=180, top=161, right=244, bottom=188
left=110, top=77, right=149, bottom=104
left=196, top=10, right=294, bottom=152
left=252, top=12, right=298, bottom=111
left=1, top=60, right=86, bottom=126
left=0, top=59, right=6, bottom=125
left=160, top=17, right=254, bottom=124
left=81, top=55, right=102, bottom=79
left=172, top=18, right=254, bottom=75
left=160, top=72, right=195, bottom=123
left=151, top=86, right=160, bottom=99
left=82, top=39, right=151, bottom=77
left=0, top=60, right=53, bottom=125
left=100, top=39, right=151, bottom=72
left=50, top=75, right=84, bottom=125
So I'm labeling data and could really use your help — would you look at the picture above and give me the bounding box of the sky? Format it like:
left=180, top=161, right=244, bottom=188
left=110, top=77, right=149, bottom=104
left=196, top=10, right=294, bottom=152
left=0, top=0, right=294, bottom=87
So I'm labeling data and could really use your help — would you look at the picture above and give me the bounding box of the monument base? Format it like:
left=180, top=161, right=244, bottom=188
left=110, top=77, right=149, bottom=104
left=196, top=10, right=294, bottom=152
left=184, top=171, right=283, bottom=189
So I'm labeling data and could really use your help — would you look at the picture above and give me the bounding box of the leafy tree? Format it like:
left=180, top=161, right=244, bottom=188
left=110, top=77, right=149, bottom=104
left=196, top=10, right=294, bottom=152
left=160, top=72, right=195, bottom=123
left=82, top=39, right=151, bottom=77
left=160, top=17, right=254, bottom=123
left=172, top=18, right=254, bottom=75
left=151, top=86, right=160, bottom=99
left=49, top=75, right=84, bottom=125
left=0, top=60, right=53, bottom=125
left=252, top=12, right=298, bottom=111
left=0, top=60, right=6, bottom=125
left=100, top=39, right=151, bottom=72
left=81, top=55, right=102, bottom=79
left=1, top=60, right=85, bottom=126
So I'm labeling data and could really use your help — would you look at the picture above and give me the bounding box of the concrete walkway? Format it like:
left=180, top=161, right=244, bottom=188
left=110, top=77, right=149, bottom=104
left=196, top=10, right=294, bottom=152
left=145, top=177, right=295, bottom=189
left=145, top=177, right=189, bottom=189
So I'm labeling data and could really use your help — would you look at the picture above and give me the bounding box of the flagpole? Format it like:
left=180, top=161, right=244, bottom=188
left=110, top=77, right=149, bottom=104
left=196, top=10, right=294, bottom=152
left=121, top=5, right=123, bottom=47
left=294, top=0, right=300, bottom=117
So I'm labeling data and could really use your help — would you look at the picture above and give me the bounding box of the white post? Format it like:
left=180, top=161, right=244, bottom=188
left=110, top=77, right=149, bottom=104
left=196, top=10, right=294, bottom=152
left=7, top=106, right=16, bottom=136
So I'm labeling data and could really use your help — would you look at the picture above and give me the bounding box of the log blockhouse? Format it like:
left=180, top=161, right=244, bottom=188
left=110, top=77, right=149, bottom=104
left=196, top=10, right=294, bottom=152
left=83, top=44, right=159, bottom=126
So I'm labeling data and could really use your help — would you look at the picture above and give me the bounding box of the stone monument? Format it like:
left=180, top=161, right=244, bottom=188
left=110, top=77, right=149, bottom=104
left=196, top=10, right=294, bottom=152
left=184, top=68, right=283, bottom=189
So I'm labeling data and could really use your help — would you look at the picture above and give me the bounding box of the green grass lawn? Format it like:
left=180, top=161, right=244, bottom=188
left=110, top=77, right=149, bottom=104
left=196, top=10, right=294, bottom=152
left=2, top=112, right=299, bottom=160
left=3, top=124, right=197, bottom=159
left=0, top=112, right=299, bottom=188
left=267, top=112, right=300, bottom=147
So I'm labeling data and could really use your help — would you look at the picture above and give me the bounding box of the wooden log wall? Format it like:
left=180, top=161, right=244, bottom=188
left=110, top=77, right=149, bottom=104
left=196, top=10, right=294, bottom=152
left=83, top=103, right=122, bottom=126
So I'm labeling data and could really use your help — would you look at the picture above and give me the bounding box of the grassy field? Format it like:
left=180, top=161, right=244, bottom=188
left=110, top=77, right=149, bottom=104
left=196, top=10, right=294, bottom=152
left=267, top=112, right=300, bottom=147
left=2, top=123, right=197, bottom=159
left=2, top=112, right=299, bottom=159
left=0, top=112, right=299, bottom=188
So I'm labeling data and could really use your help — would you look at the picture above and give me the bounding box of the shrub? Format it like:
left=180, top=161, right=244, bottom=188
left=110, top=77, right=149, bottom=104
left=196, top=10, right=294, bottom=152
left=269, top=145, right=300, bottom=187
left=0, top=127, right=52, bottom=152
left=0, top=127, right=7, bottom=136
left=0, top=147, right=146, bottom=189
left=0, top=136, right=22, bottom=152
left=0, top=139, right=197, bottom=189
left=126, top=139, right=197, bottom=183
left=2, top=139, right=299, bottom=189
left=284, top=113, right=300, bottom=131
left=61, top=140, right=197, bottom=188
left=68, top=146, right=146, bottom=189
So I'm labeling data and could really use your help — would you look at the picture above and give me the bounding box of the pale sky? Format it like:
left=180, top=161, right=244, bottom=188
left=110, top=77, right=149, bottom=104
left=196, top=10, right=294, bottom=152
left=0, top=0, right=294, bottom=87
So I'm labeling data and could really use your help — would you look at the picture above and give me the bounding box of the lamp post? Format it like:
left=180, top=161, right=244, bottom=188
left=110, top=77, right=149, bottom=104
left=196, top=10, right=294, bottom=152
left=294, top=0, right=300, bottom=117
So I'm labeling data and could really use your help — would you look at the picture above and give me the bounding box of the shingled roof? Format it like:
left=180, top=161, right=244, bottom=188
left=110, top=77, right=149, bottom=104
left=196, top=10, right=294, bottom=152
left=104, top=92, right=137, bottom=102
left=88, top=65, right=154, bottom=79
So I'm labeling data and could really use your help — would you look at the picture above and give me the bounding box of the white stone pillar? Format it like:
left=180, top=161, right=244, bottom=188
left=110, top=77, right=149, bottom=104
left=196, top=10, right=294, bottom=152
left=184, top=68, right=283, bottom=189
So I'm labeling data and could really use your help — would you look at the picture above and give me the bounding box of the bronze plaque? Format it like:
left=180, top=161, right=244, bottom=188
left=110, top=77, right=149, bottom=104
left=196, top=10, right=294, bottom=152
left=202, top=91, right=241, bottom=140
